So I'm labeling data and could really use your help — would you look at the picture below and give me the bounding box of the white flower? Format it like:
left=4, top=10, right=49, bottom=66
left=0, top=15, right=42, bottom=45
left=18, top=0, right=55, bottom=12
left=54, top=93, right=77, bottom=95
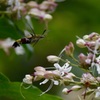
left=23, top=74, right=33, bottom=84
left=81, top=73, right=96, bottom=83
left=54, top=62, right=72, bottom=76
left=95, top=87, right=100, bottom=99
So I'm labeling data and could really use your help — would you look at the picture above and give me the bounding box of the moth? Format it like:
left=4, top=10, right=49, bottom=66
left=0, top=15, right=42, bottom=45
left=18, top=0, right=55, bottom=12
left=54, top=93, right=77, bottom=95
left=12, top=29, right=46, bottom=48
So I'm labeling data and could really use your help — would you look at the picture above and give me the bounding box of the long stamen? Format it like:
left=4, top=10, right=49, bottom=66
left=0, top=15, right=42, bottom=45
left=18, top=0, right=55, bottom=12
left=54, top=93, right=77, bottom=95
left=39, top=81, right=54, bottom=96
left=59, top=48, right=65, bottom=57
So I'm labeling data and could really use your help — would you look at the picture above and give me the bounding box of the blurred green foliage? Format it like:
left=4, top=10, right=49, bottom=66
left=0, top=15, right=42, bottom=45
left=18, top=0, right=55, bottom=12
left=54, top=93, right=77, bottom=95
left=0, top=0, right=100, bottom=98
left=0, top=73, right=63, bottom=100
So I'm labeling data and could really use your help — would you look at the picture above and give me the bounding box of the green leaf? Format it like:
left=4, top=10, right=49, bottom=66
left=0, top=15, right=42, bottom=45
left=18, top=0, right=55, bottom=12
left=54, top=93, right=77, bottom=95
left=0, top=73, right=63, bottom=100
left=0, top=16, right=22, bottom=39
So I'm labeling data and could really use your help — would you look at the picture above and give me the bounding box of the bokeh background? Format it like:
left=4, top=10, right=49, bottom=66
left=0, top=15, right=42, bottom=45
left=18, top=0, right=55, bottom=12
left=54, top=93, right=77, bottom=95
left=0, top=0, right=100, bottom=99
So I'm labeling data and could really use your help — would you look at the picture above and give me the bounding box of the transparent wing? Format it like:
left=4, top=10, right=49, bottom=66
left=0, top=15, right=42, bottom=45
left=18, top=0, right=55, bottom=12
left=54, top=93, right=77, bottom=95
left=24, top=30, right=33, bottom=37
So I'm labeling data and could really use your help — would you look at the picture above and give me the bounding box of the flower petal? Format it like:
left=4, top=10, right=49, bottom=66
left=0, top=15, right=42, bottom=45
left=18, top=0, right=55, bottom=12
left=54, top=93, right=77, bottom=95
left=64, top=66, right=72, bottom=73
left=62, top=63, right=69, bottom=69
left=54, top=63, right=61, bottom=70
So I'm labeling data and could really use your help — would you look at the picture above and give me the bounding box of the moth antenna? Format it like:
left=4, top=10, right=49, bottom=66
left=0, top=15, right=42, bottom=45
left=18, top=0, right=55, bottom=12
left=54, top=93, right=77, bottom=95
left=41, top=29, right=47, bottom=36
left=32, top=29, right=47, bottom=46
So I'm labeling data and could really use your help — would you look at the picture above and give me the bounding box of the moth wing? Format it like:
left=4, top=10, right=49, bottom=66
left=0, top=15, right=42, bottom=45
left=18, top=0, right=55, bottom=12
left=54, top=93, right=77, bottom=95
left=24, top=30, right=34, bottom=37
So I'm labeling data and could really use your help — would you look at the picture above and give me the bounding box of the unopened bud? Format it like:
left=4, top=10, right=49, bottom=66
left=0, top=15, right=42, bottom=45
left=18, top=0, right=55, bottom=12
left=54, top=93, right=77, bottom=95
left=34, top=66, right=46, bottom=72
left=88, top=32, right=99, bottom=40
left=65, top=42, right=74, bottom=56
left=78, top=53, right=86, bottom=64
left=64, top=73, right=75, bottom=80
left=28, top=8, right=40, bottom=17
left=23, top=74, right=33, bottom=84
left=83, top=35, right=89, bottom=40
left=76, top=38, right=86, bottom=48
left=62, top=88, right=69, bottom=94
left=71, top=85, right=81, bottom=91
left=47, top=55, right=60, bottom=63
left=43, top=14, right=52, bottom=21
left=27, top=1, right=38, bottom=8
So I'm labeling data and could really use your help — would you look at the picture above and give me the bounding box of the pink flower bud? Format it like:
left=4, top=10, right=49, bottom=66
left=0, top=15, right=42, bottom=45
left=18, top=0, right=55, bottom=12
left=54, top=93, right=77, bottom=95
left=78, top=53, right=87, bottom=66
left=27, top=1, right=38, bottom=8
left=88, top=32, right=99, bottom=40
left=34, top=66, right=46, bottom=81
left=44, top=70, right=60, bottom=79
left=34, top=66, right=46, bottom=72
left=65, top=42, right=74, bottom=56
left=64, top=73, right=75, bottom=80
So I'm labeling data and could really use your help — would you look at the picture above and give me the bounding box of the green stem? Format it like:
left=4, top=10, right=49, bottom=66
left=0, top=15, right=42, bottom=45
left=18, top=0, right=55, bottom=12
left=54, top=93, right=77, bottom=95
left=71, top=54, right=79, bottom=64
left=0, top=11, right=11, bottom=14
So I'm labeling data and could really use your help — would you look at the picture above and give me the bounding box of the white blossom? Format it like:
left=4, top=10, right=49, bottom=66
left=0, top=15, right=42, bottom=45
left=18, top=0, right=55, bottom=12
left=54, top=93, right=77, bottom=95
left=54, top=63, right=72, bottom=76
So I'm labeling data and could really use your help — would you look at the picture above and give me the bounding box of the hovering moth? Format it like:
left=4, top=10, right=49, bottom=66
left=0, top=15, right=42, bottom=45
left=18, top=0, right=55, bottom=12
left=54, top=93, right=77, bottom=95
left=12, top=29, right=46, bottom=48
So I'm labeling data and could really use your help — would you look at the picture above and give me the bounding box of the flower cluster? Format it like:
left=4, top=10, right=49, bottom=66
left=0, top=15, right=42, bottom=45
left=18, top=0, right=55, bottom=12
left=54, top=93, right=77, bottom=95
left=23, top=32, right=100, bottom=99
left=0, top=0, right=63, bottom=55
left=76, top=32, right=100, bottom=73
left=2, top=0, right=58, bottom=21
